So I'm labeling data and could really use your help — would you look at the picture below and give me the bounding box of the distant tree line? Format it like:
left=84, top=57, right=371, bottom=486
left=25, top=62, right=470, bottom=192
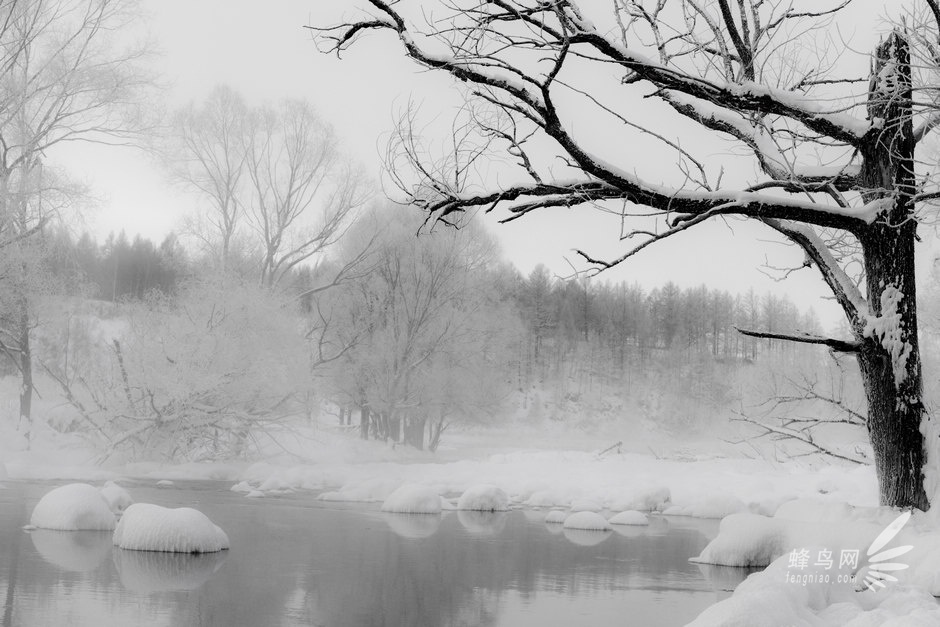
left=42, top=228, right=187, bottom=301
left=512, top=264, right=821, bottom=378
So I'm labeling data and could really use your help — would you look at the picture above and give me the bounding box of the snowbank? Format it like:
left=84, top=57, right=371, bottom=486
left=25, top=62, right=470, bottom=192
left=99, top=481, right=133, bottom=515
left=562, top=511, right=612, bottom=531
left=609, top=486, right=671, bottom=512
left=113, top=503, right=229, bottom=553
left=457, top=484, right=509, bottom=511
left=318, top=478, right=401, bottom=503
left=609, top=510, right=649, bottom=526
left=233, top=451, right=877, bottom=523
left=664, top=494, right=749, bottom=519
left=380, top=484, right=442, bottom=514
left=689, top=500, right=940, bottom=625
left=30, top=483, right=116, bottom=531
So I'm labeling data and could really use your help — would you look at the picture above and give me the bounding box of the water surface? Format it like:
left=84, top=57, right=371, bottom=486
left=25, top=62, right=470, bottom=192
left=0, top=480, right=750, bottom=626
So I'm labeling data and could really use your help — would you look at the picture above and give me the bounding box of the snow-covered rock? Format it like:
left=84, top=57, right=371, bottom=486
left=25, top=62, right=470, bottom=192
left=544, top=510, right=567, bottom=524
left=113, top=503, right=229, bottom=553
left=30, top=483, right=116, bottom=531
left=563, top=511, right=612, bottom=531
left=457, top=484, right=509, bottom=511
left=245, top=490, right=265, bottom=498
left=156, top=480, right=174, bottom=487
left=524, top=490, right=563, bottom=508
left=609, top=510, right=649, bottom=526
left=99, top=481, right=133, bottom=515
left=691, top=513, right=786, bottom=567
left=230, top=481, right=253, bottom=493
left=380, top=484, right=442, bottom=514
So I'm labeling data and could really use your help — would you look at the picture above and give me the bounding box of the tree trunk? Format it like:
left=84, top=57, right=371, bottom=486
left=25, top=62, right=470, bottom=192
left=359, top=405, right=370, bottom=440
left=389, top=412, right=401, bottom=443
left=428, top=410, right=446, bottom=452
left=855, top=32, right=929, bottom=510
left=18, top=300, right=32, bottom=449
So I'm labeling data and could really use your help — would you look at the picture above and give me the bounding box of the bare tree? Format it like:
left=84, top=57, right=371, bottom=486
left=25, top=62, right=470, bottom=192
left=314, top=0, right=940, bottom=509
left=0, top=0, right=151, bottom=442
left=243, top=99, right=367, bottom=289
left=169, top=85, right=248, bottom=271
left=325, top=205, right=511, bottom=448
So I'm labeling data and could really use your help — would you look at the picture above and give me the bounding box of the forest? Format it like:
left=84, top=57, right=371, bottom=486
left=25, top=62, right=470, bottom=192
left=7, top=207, right=833, bottom=461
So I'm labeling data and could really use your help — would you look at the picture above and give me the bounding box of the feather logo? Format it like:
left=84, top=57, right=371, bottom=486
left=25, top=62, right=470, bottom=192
left=862, top=510, right=913, bottom=592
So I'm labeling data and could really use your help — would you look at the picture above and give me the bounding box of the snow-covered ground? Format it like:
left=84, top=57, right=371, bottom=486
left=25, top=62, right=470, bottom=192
left=2, top=421, right=939, bottom=625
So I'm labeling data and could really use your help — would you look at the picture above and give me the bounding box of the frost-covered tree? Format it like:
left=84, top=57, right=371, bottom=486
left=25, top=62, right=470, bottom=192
left=315, top=1, right=940, bottom=509
left=44, top=279, right=311, bottom=461
left=0, top=0, right=150, bottom=442
left=326, top=205, right=516, bottom=449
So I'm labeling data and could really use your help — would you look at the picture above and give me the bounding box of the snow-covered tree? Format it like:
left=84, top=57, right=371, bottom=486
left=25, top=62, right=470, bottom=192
left=315, top=1, right=940, bottom=508
left=0, top=0, right=151, bottom=443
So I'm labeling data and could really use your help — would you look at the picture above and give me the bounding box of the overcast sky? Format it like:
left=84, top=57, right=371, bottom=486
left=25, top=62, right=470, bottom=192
left=49, top=0, right=934, bottom=331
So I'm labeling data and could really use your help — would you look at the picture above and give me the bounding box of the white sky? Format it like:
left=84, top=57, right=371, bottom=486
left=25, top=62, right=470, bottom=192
left=48, top=0, right=930, bottom=331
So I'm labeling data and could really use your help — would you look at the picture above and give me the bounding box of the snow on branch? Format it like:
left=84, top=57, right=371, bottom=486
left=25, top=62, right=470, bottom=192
left=660, top=90, right=860, bottom=189
left=761, top=219, right=867, bottom=331
left=734, top=327, right=861, bottom=353
left=314, top=0, right=871, bottom=147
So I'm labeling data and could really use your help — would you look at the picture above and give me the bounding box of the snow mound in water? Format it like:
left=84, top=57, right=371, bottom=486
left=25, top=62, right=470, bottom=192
left=609, top=510, right=649, bottom=526
left=113, top=503, right=229, bottom=553
left=569, top=498, right=604, bottom=513
left=457, top=485, right=509, bottom=511
left=609, top=486, right=671, bottom=512
left=380, top=484, right=442, bottom=514
left=99, top=481, right=133, bottom=515
left=691, top=513, right=786, bottom=567
left=30, top=483, right=116, bottom=531
left=544, top=510, right=566, bottom=524
left=562, top=511, right=612, bottom=531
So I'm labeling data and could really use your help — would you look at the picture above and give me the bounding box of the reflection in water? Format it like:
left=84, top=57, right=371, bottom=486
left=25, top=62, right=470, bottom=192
left=0, top=481, right=752, bottom=627
left=114, top=548, right=228, bottom=593
left=383, top=512, right=441, bottom=538
left=30, top=530, right=112, bottom=572
left=562, top=528, right=612, bottom=547
left=458, top=510, right=507, bottom=535
left=695, top=562, right=761, bottom=593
